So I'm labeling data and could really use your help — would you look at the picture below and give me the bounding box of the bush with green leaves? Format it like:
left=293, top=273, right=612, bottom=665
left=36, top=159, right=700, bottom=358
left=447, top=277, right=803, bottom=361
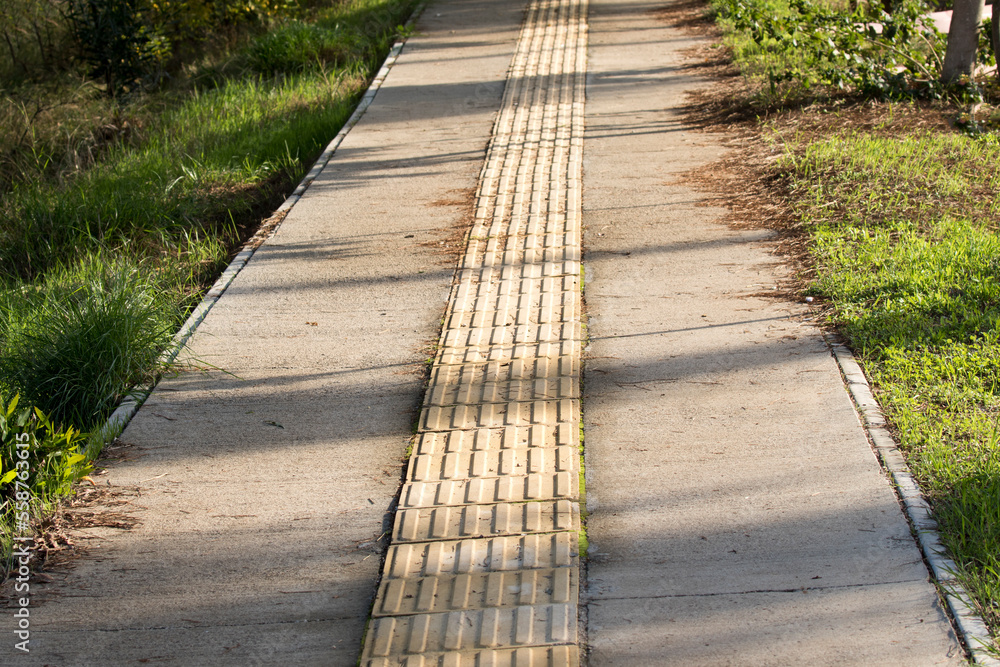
left=0, top=394, right=90, bottom=565
left=148, top=0, right=297, bottom=50
left=713, top=0, right=949, bottom=100
left=64, top=0, right=170, bottom=98
left=0, top=256, right=177, bottom=429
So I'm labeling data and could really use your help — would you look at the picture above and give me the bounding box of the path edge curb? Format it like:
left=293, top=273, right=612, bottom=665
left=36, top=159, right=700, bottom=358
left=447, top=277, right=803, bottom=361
left=826, top=334, right=999, bottom=666
left=92, top=5, right=428, bottom=450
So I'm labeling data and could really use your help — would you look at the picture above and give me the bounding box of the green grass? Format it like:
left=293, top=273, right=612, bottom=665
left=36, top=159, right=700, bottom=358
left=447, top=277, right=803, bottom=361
left=2, top=69, right=353, bottom=281
left=779, top=127, right=1000, bottom=641
left=0, top=255, right=178, bottom=427
left=2, top=0, right=416, bottom=285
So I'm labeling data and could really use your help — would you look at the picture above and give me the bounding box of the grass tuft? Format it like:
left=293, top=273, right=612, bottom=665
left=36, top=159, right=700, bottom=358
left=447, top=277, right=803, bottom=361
left=0, top=255, right=177, bottom=428
left=245, top=21, right=356, bottom=75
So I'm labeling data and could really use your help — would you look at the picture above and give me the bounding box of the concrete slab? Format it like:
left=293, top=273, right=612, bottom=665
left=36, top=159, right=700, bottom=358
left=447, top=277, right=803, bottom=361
left=589, top=582, right=962, bottom=666
left=581, top=0, right=965, bottom=663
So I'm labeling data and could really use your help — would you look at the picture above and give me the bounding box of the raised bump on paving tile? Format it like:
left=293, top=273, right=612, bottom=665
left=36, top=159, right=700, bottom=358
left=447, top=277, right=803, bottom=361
left=360, top=0, right=586, bottom=661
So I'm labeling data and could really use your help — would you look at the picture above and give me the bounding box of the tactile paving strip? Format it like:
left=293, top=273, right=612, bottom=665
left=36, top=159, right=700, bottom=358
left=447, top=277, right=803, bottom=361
left=360, top=0, right=587, bottom=662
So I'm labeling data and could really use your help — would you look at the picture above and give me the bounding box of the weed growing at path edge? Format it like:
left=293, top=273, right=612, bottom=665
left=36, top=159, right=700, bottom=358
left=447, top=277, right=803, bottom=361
left=0, top=395, right=90, bottom=569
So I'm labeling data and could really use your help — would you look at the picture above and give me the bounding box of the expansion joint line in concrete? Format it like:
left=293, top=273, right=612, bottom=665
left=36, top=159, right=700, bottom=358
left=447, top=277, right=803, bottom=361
left=359, top=0, right=587, bottom=663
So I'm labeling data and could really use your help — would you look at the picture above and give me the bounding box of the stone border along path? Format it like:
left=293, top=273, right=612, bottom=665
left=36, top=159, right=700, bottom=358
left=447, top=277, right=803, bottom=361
left=830, top=338, right=1000, bottom=667
left=360, top=0, right=588, bottom=661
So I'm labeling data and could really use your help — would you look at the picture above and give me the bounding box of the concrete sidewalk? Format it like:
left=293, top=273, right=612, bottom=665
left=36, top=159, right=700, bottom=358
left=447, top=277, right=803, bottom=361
left=581, top=1, right=964, bottom=664
left=13, top=0, right=969, bottom=664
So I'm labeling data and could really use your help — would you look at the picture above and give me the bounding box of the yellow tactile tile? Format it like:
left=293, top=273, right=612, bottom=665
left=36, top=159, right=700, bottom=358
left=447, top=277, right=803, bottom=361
left=364, top=605, right=577, bottom=657
left=427, top=357, right=576, bottom=390
left=360, top=0, right=587, bottom=660
left=407, top=446, right=578, bottom=482
left=419, top=399, right=579, bottom=431
left=411, top=425, right=577, bottom=454
left=439, top=322, right=582, bottom=350
left=436, top=340, right=580, bottom=367
left=425, top=377, right=580, bottom=407
left=399, top=473, right=579, bottom=508
left=363, top=643, right=579, bottom=666
left=385, top=534, right=579, bottom=579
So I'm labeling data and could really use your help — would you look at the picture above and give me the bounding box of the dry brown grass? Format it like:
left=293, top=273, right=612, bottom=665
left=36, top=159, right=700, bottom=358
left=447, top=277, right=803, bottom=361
left=0, top=83, right=143, bottom=193
left=0, top=480, right=140, bottom=601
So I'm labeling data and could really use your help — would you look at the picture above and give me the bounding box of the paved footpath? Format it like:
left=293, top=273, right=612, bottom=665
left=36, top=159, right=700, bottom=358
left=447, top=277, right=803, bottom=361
left=581, top=1, right=964, bottom=665
left=15, top=0, right=968, bottom=664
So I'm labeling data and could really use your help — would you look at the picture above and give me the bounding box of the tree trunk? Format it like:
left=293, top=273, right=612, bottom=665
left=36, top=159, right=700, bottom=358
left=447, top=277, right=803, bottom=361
left=993, top=1, right=999, bottom=80
left=942, top=0, right=984, bottom=84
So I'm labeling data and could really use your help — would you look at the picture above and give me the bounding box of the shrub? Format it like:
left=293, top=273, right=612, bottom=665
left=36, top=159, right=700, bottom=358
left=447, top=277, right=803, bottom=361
left=0, top=0, right=71, bottom=82
left=0, top=394, right=89, bottom=564
left=63, top=0, right=169, bottom=98
left=713, top=0, right=948, bottom=101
